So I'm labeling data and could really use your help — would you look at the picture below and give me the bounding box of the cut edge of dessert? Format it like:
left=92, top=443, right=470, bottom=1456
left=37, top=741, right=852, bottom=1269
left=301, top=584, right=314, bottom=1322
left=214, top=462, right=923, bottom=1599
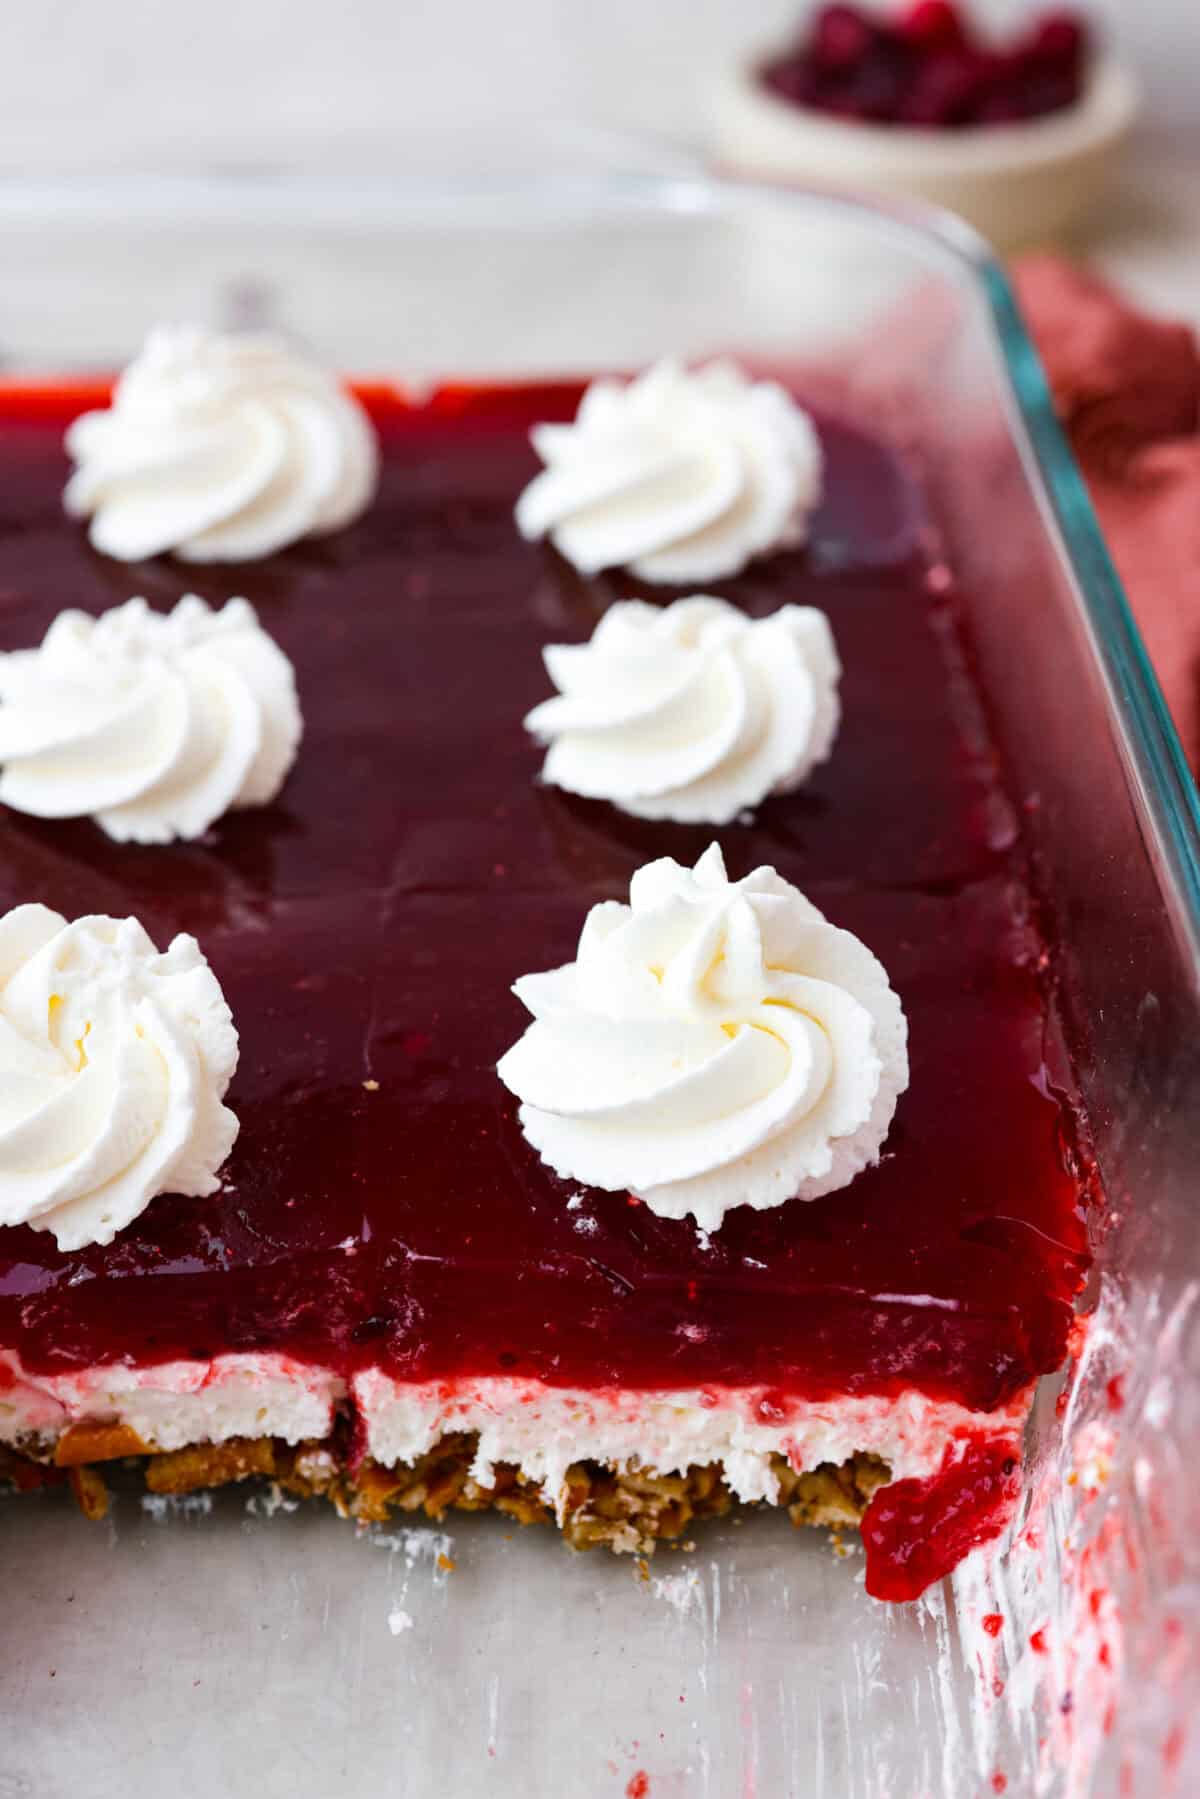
left=1, top=1349, right=1029, bottom=1600
left=3, top=1425, right=897, bottom=1565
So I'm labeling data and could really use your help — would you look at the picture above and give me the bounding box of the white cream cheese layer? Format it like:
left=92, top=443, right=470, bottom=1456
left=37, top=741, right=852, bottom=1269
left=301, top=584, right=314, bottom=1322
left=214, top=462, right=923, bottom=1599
left=354, top=1373, right=1028, bottom=1523
left=515, top=360, right=823, bottom=582
left=0, top=595, right=301, bottom=843
left=497, top=844, right=908, bottom=1233
left=0, top=1346, right=1029, bottom=1539
left=525, top=594, right=840, bottom=823
left=64, top=326, right=379, bottom=562
left=0, top=905, right=239, bottom=1249
left=0, top=1351, right=342, bottom=1452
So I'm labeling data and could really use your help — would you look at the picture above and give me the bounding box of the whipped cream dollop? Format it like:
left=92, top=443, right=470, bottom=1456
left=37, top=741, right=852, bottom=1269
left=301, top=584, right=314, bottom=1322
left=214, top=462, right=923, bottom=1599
left=525, top=594, right=840, bottom=824
left=514, top=360, right=823, bottom=583
left=0, top=595, right=302, bottom=844
left=0, top=905, right=239, bottom=1250
left=498, top=844, right=908, bottom=1233
left=64, top=327, right=379, bottom=562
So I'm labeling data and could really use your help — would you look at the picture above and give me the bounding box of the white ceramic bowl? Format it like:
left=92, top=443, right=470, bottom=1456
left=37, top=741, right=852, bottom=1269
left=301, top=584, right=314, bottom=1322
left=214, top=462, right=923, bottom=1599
left=712, top=51, right=1140, bottom=248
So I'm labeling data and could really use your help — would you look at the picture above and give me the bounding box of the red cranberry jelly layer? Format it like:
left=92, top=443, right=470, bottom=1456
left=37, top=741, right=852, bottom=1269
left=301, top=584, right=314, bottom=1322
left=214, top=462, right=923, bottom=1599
left=0, top=382, right=1091, bottom=1411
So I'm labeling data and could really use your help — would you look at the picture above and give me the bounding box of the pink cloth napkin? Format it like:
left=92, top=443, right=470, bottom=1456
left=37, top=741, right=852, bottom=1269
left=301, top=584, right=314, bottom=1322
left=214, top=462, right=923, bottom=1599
left=1013, top=255, right=1200, bottom=769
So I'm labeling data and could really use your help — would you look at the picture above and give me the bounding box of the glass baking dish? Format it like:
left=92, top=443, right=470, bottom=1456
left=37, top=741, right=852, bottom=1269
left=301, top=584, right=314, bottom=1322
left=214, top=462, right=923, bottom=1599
left=0, top=168, right=1197, bottom=1799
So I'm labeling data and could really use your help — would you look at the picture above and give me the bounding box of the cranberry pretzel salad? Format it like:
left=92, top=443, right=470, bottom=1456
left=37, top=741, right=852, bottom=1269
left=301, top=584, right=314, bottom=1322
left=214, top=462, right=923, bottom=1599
left=0, top=342, right=1092, bottom=1601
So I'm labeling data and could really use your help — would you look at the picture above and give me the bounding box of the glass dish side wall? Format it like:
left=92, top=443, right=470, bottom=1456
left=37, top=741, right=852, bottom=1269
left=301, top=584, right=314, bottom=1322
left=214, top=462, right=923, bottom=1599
left=693, top=184, right=1200, bottom=1793
left=892, top=258, right=1200, bottom=1797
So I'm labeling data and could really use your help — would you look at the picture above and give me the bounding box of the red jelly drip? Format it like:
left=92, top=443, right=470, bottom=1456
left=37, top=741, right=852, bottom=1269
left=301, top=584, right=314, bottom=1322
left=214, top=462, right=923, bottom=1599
left=901, top=3, right=967, bottom=50
left=0, top=383, right=1091, bottom=1427
left=860, top=1438, right=1021, bottom=1601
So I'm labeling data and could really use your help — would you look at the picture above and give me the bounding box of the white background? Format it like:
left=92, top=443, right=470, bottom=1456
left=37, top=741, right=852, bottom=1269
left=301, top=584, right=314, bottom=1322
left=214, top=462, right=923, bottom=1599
left=0, top=0, right=1194, bottom=172
left=0, top=1, right=1195, bottom=324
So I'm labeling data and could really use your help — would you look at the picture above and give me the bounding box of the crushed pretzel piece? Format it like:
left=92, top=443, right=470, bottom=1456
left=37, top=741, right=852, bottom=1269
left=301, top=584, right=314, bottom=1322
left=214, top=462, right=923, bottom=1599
left=68, top=1463, right=110, bottom=1521
left=145, top=1436, right=278, bottom=1494
left=54, top=1421, right=151, bottom=1467
left=6, top=1429, right=894, bottom=1555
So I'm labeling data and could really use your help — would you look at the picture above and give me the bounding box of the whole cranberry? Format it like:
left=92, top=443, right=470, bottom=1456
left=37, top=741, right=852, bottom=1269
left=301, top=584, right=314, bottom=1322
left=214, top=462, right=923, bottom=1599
left=835, top=56, right=907, bottom=122
left=763, top=54, right=821, bottom=105
left=1031, top=11, right=1088, bottom=67
left=900, top=1, right=967, bottom=48
left=811, top=4, right=876, bottom=73
left=1018, top=69, right=1082, bottom=116
left=976, top=90, right=1026, bottom=125
left=898, top=46, right=989, bottom=126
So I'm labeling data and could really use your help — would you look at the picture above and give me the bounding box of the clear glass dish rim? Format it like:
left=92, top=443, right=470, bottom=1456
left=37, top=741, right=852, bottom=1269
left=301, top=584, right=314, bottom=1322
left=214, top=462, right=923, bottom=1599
left=1, top=165, right=1196, bottom=964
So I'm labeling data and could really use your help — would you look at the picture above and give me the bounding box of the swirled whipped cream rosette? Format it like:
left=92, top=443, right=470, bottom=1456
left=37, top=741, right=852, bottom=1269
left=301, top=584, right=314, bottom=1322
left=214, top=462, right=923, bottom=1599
left=64, top=326, right=378, bottom=562
left=0, top=905, right=238, bottom=1249
left=515, top=360, right=822, bottom=582
left=525, top=594, right=840, bottom=823
left=0, top=594, right=301, bottom=843
left=498, top=844, right=908, bottom=1233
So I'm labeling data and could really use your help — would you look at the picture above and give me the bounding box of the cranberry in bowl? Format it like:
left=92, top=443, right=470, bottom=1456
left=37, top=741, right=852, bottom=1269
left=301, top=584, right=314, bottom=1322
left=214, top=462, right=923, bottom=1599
left=713, top=3, right=1139, bottom=246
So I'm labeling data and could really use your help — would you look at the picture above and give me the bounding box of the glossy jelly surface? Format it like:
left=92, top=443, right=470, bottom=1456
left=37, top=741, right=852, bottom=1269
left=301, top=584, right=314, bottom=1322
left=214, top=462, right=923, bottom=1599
left=0, top=381, right=1092, bottom=1413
